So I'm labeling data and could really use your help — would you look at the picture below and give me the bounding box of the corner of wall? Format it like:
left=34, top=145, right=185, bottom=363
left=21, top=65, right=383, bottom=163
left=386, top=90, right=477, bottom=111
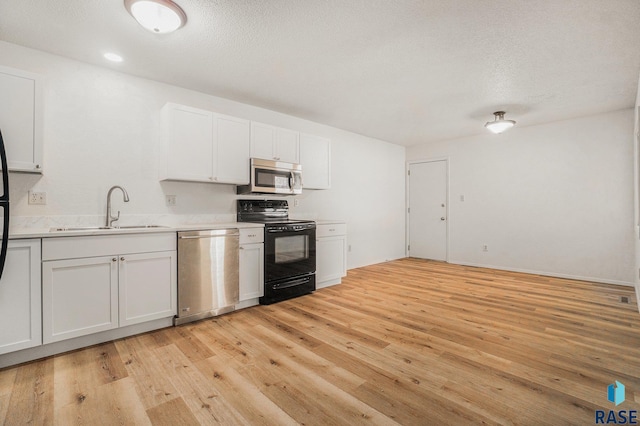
left=634, top=74, right=640, bottom=312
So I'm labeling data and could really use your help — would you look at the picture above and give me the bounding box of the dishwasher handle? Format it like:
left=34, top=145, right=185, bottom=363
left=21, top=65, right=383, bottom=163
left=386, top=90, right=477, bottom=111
left=178, top=229, right=239, bottom=239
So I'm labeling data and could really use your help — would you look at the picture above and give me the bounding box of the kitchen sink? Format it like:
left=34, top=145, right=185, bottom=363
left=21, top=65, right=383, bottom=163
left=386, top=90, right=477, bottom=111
left=50, top=225, right=169, bottom=232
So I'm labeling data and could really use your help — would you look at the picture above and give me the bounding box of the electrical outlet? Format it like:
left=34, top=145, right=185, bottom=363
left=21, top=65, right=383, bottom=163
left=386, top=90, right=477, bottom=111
left=293, top=198, right=300, bottom=207
left=166, top=195, right=177, bottom=206
left=348, top=245, right=352, bottom=252
left=28, top=191, right=46, bottom=205
left=482, top=244, right=488, bottom=252
left=460, top=195, right=465, bottom=202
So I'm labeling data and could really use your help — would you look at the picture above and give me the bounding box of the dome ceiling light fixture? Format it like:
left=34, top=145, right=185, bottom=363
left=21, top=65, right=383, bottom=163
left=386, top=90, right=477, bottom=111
left=124, top=0, right=187, bottom=34
left=485, top=111, right=516, bottom=134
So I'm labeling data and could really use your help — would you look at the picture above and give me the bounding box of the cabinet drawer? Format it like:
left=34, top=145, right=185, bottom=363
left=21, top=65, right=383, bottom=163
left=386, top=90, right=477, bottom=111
left=240, top=228, right=264, bottom=244
left=43, top=232, right=177, bottom=261
left=316, top=223, right=346, bottom=238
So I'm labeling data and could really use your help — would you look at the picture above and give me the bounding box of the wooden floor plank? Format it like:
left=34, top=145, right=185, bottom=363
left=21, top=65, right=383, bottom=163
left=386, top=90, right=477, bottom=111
left=113, top=334, right=180, bottom=410
left=146, top=396, right=200, bottom=426
left=52, top=342, right=128, bottom=409
left=0, top=258, right=639, bottom=425
left=4, top=357, right=54, bottom=425
left=54, top=376, right=150, bottom=426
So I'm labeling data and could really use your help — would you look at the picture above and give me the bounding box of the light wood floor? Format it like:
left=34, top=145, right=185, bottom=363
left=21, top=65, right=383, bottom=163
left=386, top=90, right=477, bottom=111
left=1, top=258, right=639, bottom=425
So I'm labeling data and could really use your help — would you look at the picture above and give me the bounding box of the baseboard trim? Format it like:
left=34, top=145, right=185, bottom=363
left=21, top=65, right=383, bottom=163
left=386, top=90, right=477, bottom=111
left=448, top=260, right=635, bottom=287
left=0, top=317, right=173, bottom=369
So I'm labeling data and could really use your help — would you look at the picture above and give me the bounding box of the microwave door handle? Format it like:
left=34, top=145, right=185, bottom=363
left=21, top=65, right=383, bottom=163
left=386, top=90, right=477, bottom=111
left=289, top=171, right=294, bottom=189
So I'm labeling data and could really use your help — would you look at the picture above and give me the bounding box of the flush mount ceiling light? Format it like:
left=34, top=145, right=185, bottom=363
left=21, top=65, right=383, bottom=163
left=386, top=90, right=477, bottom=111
left=103, top=52, right=123, bottom=62
left=484, top=111, right=516, bottom=134
left=124, top=0, right=187, bottom=34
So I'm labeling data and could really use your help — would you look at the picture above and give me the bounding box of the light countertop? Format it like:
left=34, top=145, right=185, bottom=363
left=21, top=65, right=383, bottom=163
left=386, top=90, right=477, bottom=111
left=9, top=222, right=264, bottom=239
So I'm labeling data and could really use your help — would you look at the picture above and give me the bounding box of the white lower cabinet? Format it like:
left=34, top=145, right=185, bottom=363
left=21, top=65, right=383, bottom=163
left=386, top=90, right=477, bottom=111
left=0, top=239, right=42, bottom=355
left=118, top=251, right=177, bottom=327
left=316, top=223, right=347, bottom=289
left=43, top=256, right=118, bottom=343
left=237, top=227, right=264, bottom=308
left=42, top=233, right=177, bottom=344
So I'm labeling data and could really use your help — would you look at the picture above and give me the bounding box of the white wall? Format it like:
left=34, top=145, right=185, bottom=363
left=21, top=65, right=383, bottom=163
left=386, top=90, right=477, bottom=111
left=407, top=110, right=635, bottom=286
left=0, top=41, right=406, bottom=269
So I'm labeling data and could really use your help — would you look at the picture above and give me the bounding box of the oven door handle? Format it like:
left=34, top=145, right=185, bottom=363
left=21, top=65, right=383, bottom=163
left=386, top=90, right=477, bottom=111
left=267, top=227, right=312, bottom=233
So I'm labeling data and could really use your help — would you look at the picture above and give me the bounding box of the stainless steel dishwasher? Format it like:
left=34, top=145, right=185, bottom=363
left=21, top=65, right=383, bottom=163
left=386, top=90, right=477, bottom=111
left=175, top=228, right=239, bottom=325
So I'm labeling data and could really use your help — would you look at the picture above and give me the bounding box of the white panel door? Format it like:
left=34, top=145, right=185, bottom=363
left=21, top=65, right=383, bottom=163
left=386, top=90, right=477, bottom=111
left=239, top=243, right=264, bottom=301
left=214, top=114, right=250, bottom=184
left=119, top=251, right=176, bottom=327
left=164, top=103, right=214, bottom=181
left=0, top=239, right=42, bottom=355
left=250, top=122, right=277, bottom=160
left=276, top=128, right=300, bottom=163
left=0, top=66, right=43, bottom=172
left=408, top=160, right=448, bottom=261
left=316, top=236, right=347, bottom=287
left=43, top=256, right=118, bottom=343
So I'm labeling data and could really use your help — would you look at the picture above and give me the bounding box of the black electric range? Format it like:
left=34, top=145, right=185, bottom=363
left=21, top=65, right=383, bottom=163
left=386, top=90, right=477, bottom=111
left=237, top=200, right=316, bottom=304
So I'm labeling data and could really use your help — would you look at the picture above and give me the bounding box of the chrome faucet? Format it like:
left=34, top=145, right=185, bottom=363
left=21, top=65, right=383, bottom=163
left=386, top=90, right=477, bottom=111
left=106, top=185, right=130, bottom=227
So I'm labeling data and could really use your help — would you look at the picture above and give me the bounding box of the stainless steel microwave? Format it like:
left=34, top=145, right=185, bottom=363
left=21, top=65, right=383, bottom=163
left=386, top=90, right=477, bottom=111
left=236, top=158, right=303, bottom=195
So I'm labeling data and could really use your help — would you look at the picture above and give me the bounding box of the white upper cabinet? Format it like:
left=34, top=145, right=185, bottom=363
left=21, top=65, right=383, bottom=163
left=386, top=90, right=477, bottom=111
left=0, top=66, right=43, bottom=173
left=214, top=114, right=251, bottom=184
left=300, top=133, right=331, bottom=189
left=161, top=103, right=214, bottom=182
left=250, top=122, right=300, bottom=164
left=160, top=103, right=250, bottom=184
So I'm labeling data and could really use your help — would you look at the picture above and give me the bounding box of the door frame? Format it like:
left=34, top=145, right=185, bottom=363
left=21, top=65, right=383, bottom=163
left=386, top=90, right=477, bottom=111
left=406, top=157, right=450, bottom=261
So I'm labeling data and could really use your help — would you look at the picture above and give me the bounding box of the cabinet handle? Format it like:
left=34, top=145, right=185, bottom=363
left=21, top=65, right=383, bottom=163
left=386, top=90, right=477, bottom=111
left=248, top=234, right=255, bottom=237
left=112, top=257, right=117, bottom=262
left=120, top=257, right=125, bottom=261
left=35, top=164, right=41, bottom=169
left=239, top=247, right=244, bottom=250
left=329, top=228, right=336, bottom=232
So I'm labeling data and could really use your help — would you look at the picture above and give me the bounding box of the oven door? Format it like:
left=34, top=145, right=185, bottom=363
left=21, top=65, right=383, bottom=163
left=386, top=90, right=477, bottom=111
left=264, top=225, right=316, bottom=282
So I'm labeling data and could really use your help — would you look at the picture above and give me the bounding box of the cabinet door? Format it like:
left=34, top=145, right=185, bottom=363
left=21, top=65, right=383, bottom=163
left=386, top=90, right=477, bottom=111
left=214, top=114, right=250, bottom=184
left=161, top=103, right=214, bottom=182
left=119, top=251, right=177, bottom=327
left=43, top=256, right=118, bottom=344
left=239, top=243, right=264, bottom=301
left=250, top=122, right=277, bottom=160
left=0, top=239, right=41, bottom=355
left=300, top=133, right=331, bottom=189
left=0, top=66, right=43, bottom=172
left=316, top=236, right=347, bottom=288
left=276, top=128, right=300, bottom=163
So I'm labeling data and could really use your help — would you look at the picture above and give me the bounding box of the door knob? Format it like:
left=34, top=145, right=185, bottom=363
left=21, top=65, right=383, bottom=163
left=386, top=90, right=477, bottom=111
left=440, top=217, right=446, bottom=221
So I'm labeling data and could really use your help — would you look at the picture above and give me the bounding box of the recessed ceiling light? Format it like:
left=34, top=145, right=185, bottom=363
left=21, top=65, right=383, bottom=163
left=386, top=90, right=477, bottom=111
left=104, top=52, right=124, bottom=62
left=124, top=0, right=187, bottom=34
left=485, top=111, right=516, bottom=134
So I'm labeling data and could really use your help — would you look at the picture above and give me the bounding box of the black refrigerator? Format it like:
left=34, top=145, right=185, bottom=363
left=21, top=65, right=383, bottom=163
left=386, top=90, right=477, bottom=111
left=0, top=129, right=9, bottom=280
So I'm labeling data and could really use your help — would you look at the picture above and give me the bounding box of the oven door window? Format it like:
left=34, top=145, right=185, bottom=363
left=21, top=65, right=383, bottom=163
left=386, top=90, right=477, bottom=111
left=275, top=235, right=309, bottom=263
left=255, top=169, right=291, bottom=189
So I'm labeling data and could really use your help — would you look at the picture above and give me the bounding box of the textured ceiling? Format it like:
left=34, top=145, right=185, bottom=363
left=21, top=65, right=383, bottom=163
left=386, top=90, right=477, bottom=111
left=0, top=0, right=639, bottom=146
